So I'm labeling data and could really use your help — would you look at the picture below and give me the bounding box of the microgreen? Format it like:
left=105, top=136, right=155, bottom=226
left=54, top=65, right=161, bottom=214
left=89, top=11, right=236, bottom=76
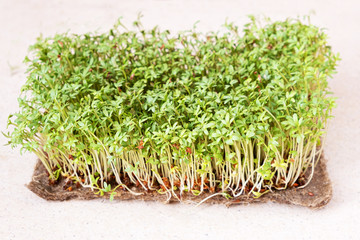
left=4, top=16, right=339, bottom=201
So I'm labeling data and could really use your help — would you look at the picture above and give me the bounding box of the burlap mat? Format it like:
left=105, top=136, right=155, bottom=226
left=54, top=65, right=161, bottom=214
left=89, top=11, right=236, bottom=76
left=27, top=152, right=332, bottom=209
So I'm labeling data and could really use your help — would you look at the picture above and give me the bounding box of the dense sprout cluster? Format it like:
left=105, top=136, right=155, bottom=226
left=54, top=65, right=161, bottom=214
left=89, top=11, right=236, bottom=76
left=6, top=17, right=339, bottom=200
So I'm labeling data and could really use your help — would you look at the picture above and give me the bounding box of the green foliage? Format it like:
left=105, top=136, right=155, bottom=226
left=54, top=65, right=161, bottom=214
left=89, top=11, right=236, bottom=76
left=5, top=16, right=339, bottom=200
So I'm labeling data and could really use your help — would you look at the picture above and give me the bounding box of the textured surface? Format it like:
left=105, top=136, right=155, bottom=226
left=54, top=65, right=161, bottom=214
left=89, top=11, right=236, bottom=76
left=1, top=0, right=359, bottom=239
left=27, top=153, right=332, bottom=209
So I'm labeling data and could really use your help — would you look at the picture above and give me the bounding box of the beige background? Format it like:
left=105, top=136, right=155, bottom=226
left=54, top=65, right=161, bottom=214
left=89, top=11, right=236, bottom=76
left=1, top=0, right=359, bottom=239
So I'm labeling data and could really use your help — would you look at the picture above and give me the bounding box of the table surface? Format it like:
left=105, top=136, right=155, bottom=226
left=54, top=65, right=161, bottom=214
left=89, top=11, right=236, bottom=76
left=1, top=0, right=359, bottom=239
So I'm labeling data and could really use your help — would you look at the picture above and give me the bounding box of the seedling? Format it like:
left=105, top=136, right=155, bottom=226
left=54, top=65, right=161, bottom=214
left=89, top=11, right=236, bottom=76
left=5, top=16, right=339, bottom=201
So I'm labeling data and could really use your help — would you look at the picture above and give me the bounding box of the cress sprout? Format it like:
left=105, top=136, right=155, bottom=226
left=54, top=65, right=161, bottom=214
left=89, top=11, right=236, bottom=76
left=5, top=16, right=339, bottom=200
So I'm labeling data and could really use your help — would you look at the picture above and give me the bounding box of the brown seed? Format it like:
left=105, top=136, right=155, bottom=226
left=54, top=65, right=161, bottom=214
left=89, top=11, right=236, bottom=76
left=65, top=178, right=72, bottom=186
left=162, top=177, right=170, bottom=188
left=308, top=192, right=314, bottom=196
left=49, top=179, right=56, bottom=185
left=173, top=180, right=180, bottom=187
left=186, top=147, right=192, bottom=154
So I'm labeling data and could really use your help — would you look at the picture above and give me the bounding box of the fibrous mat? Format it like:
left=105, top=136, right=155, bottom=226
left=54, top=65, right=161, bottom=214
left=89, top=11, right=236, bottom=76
left=27, top=152, right=332, bottom=209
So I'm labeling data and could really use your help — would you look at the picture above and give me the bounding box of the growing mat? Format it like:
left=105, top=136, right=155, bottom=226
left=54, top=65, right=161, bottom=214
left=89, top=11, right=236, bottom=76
left=5, top=16, right=339, bottom=208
